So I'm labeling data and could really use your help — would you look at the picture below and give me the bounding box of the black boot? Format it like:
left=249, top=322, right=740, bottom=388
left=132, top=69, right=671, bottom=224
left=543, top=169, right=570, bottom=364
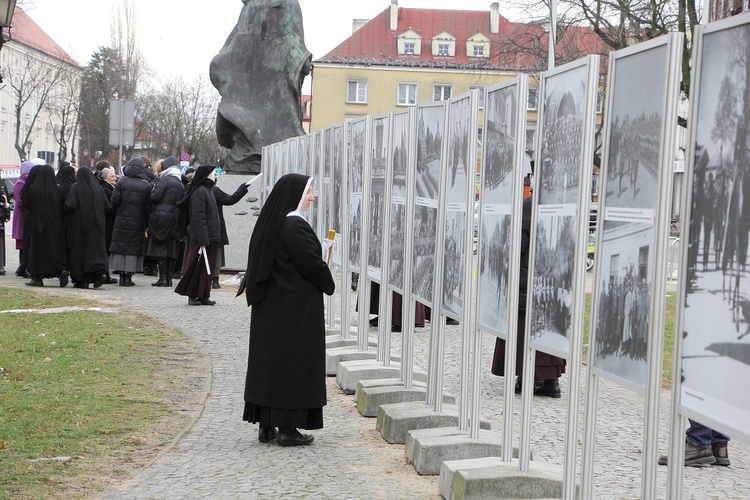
left=152, top=261, right=168, bottom=287
left=166, top=260, right=174, bottom=287
left=212, top=277, right=221, bottom=289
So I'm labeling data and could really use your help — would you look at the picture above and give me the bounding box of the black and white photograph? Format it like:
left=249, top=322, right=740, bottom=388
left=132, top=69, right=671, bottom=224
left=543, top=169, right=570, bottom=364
left=368, top=115, right=389, bottom=280
left=412, top=103, right=445, bottom=304
left=389, top=111, right=410, bottom=292
left=478, top=84, right=518, bottom=335
left=590, top=41, right=673, bottom=388
left=323, top=128, right=333, bottom=233
left=442, top=94, right=473, bottom=318
left=528, top=63, right=591, bottom=357
left=310, top=132, right=322, bottom=235
left=529, top=213, right=576, bottom=354
left=331, top=125, right=345, bottom=267
left=593, top=223, right=653, bottom=388
left=680, top=20, right=750, bottom=432
left=349, top=119, right=366, bottom=272
left=603, top=45, right=666, bottom=216
left=299, top=134, right=311, bottom=177
left=288, top=137, right=298, bottom=174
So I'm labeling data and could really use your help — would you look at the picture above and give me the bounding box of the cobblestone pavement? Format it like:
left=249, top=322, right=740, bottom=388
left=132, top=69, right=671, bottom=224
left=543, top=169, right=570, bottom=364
left=1, top=240, right=748, bottom=498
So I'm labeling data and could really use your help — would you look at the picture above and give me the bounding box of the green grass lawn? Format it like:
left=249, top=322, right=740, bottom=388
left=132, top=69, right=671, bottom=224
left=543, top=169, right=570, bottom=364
left=0, top=286, right=204, bottom=499
left=583, top=291, right=677, bottom=387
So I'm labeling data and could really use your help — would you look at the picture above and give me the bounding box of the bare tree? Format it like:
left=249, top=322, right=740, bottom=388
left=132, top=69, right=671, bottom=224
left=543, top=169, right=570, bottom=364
left=5, top=50, right=64, bottom=161
left=136, top=75, right=221, bottom=164
left=47, top=67, right=82, bottom=164
left=109, top=0, right=144, bottom=99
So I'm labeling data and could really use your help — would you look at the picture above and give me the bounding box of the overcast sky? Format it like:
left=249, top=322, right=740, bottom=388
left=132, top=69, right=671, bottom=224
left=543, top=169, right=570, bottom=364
left=22, top=0, right=502, bottom=91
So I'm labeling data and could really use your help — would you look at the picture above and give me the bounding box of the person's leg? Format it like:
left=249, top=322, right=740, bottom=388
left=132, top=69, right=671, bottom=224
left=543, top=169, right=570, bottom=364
left=686, top=419, right=712, bottom=448
left=710, top=426, right=731, bottom=466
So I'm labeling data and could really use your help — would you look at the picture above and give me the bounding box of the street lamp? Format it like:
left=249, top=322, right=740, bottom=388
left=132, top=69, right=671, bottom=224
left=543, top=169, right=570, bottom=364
left=0, top=0, right=17, bottom=83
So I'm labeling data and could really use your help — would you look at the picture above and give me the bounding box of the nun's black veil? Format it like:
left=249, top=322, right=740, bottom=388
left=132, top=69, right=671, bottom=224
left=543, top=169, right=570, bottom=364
left=240, top=173, right=310, bottom=306
left=75, top=167, right=102, bottom=234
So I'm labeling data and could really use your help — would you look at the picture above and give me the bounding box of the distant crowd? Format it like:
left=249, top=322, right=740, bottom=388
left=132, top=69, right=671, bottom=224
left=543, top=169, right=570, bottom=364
left=0, top=156, right=248, bottom=301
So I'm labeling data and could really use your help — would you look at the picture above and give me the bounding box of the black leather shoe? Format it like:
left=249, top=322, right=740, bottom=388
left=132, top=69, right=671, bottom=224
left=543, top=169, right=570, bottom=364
left=534, top=379, right=561, bottom=398
left=658, top=441, right=716, bottom=466
left=258, top=427, right=278, bottom=443
left=188, top=297, right=202, bottom=306
left=446, top=318, right=460, bottom=325
left=276, top=428, right=314, bottom=447
left=59, top=270, right=69, bottom=288
left=151, top=277, right=168, bottom=287
left=391, top=325, right=402, bottom=332
left=212, top=278, right=221, bottom=289
left=16, top=266, right=30, bottom=278
left=199, top=298, right=216, bottom=306
left=73, top=282, right=89, bottom=289
left=712, top=441, right=730, bottom=466
left=515, top=377, right=522, bottom=394
left=105, top=276, right=119, bottom=285
left=26, top=277, right=43, bottom=287
left=93, top=273, right=107, bottom=289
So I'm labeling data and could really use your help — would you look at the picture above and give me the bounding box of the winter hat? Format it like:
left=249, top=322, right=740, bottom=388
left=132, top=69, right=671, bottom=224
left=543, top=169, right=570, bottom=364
left=162, top=156, right=179, bottom=169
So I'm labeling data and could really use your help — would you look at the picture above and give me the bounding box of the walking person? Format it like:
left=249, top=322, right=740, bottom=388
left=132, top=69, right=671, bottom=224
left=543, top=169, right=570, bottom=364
left=210, top=175, right=250, bottom=288
left=146, top=156, right=184, bottom=287
left=21, top=164, right=69, bottom=287
left=12, top=159, right=43, bottom=278
left=174, top=165, right=221, bottom=306
left=240, top=173, right=335, bottom=446
left=63, top=167, right=110, bottom=288
left=109, top=157, right=152, bottom=287
left=0, top=168, right=10, bottom=275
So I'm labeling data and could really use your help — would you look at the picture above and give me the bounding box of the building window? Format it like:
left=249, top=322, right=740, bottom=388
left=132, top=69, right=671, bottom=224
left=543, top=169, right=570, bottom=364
left=404, top=42, right=415, bottom=55
left=527, top=88, right=538, bottom=111
left=434, top=84, right=452, bottom=101
left=347, top=81, right=367, bottom=104
left=437, top=43, right=450, bottom=56
left=398, top=83, right=418, bottom=106
left=468, top=85, right=486, bottom=108
left=472, top=45, right=485, bottom=57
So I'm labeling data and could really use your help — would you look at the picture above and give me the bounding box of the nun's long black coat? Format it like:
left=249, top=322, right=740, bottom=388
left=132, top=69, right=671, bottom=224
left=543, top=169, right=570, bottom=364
left=64, top=179, right=111, bottom=281
left=244, top=215, right=335, bottom=416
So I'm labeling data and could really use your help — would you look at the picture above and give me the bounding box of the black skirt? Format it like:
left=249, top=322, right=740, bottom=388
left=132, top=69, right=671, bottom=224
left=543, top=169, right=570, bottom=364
left=242, top=403, right=323, bottom=430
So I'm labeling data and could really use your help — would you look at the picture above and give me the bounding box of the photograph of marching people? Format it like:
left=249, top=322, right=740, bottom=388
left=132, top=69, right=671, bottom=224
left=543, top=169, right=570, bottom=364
left=368, top=115, right=389, bottom=278
left=529, top=64, right=588, bottom=355
left=680, top=19, right=750, bottom=430
left=348, top=120, right=365, bottom=272
left=389, top=111, right=410, bottom=291
left=592, top=41, right=670, bottom=389
left=442, top=93, right=473, bottom=318
left=478, top=84, right=518, bottom=334
left=411, top=103, right=445, bottom=304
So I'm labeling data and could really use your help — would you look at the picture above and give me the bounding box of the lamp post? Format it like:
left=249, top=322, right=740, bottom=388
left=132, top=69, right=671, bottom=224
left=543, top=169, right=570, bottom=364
left=0, top=0, right=17, bottom=84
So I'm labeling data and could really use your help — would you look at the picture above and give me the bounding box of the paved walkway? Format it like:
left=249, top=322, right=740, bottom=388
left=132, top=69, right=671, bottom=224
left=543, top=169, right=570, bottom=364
left=1, top=247, right=748, bottom=498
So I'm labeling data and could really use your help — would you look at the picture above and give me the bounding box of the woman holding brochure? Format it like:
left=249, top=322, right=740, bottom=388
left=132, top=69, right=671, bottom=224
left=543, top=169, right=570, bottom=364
left=174, top=165, right=221, bottom=305
left=239, top=173, right=335, bottom=446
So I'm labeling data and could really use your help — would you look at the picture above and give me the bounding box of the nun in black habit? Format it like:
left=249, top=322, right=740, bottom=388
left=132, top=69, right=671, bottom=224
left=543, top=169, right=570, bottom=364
left=240, top=173, right=335, bottom=446
left=174, top=165, right=221, bottom=305
left=22, top=164, right=69, bottom=287
left=63, top=167, right=111, bottom=288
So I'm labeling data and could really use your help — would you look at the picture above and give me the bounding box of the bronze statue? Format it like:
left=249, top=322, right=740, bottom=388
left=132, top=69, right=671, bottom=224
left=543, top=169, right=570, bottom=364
left=210, top=0, right=311, bottom=174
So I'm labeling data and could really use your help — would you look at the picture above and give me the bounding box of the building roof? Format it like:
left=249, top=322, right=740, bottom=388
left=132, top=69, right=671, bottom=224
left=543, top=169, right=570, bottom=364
left=316, top=5, right=607, bottom=72
left=8, top=7, right=80, bottom=68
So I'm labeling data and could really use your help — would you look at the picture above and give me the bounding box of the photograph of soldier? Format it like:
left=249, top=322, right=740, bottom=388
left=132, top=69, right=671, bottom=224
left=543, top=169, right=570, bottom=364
left=478, top=84, right=518, bottom=334
left=536, top=65, right=587, bottom=207
left=442, top=94, right=473, bottom=317
left=368, top=116, right=389, bottom=277
left=681, top=22, right=750, bottom=426
left=528, top=65, right=589, bottom=355
left=411, top=104, right=444, bottom=304
left=389, top=112, right=410, bottom=292
left=593, top=224, right=652, bottom=388
left=604, top=46, right=666, bottom=212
